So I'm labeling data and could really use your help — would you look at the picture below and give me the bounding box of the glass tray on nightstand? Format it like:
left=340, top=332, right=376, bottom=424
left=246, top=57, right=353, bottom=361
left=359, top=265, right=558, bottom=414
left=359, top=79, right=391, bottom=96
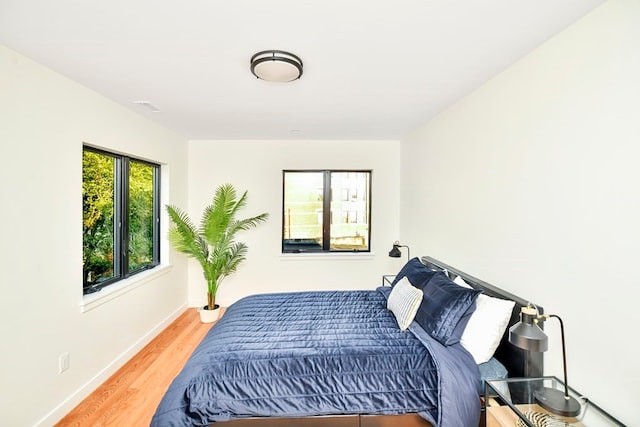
left=484, top=377, right=625, bottom=427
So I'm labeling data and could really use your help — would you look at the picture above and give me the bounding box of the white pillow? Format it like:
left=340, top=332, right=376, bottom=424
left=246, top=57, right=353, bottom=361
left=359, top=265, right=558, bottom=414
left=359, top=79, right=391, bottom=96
left=454, top=276, right=516, bottom=364
left=387, top=276, right=423, bottom=331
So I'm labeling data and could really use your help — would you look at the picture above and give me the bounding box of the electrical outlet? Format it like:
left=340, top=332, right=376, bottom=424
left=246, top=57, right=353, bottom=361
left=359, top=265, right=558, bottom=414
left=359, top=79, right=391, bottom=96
left=59, top=352, right=70, bottom=373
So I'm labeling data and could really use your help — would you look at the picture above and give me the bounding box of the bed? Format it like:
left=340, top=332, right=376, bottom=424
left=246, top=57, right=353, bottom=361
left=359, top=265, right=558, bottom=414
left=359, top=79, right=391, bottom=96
left=151, top=256, right=543, bottom=427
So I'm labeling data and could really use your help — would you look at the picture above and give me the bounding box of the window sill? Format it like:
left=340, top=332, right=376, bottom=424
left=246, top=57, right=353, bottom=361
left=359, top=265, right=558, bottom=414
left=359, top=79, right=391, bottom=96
left=79, top=264, right=173, bottom=313
left=279, top=252, right=375, bottom=261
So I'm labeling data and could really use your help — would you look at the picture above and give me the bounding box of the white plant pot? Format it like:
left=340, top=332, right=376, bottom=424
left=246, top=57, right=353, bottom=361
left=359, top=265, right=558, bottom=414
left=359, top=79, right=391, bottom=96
left=199, top=305, right=220, bottom=323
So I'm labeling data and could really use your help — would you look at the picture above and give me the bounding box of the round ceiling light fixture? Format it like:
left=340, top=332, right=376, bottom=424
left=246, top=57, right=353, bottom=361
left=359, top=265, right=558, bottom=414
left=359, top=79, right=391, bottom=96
left=250, top=50, right=303, bottom=82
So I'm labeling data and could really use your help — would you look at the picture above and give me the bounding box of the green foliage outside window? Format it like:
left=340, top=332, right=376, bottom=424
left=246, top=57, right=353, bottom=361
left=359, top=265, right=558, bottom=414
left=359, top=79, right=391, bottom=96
left=82, top=150, right=116, bottom=287
left=128, top=161, right=155, bottom=272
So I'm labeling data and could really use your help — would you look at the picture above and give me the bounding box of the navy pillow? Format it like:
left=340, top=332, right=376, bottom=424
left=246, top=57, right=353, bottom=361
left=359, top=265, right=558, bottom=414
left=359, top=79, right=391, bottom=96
left=414, top=272, right=481, bottom=346
left=390, top=257, right=438, bottom=288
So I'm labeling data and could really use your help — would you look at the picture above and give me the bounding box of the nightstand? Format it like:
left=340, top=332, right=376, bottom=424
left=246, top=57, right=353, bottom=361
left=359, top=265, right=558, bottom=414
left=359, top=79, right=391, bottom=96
left=485, top=377, right=624, bottom=426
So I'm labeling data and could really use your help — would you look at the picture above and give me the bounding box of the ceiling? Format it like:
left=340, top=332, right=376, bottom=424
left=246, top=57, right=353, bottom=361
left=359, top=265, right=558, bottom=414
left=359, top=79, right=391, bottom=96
left=0, top=0, right=604, bottom=140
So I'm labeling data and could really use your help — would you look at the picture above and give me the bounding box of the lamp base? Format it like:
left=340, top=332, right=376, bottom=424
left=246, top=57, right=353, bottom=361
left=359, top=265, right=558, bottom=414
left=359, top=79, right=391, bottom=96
left=533, top=387, right=581, bottom=417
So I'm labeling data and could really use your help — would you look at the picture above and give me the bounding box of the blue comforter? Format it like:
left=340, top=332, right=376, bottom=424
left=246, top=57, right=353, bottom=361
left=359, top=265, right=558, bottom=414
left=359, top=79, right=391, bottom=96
left=151, top=289, right=480, bottom=426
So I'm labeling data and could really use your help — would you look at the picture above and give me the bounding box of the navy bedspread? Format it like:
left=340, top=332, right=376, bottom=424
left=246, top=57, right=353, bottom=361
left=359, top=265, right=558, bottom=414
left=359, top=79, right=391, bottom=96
left=151, top=289, right=480, bottom=426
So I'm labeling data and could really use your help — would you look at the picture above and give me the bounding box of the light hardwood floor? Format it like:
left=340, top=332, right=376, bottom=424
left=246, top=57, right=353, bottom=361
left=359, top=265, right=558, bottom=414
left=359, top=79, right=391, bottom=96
left=55, top=308, right=221, bottom=426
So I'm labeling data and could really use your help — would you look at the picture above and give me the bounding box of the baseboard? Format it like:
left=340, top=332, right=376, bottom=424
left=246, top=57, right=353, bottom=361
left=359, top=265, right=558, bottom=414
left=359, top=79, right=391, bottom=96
left=34, top=304, right=187, bottom=427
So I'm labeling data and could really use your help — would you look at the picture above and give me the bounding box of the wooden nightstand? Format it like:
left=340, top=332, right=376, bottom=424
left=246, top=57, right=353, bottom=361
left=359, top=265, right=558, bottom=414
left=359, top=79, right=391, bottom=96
left=485, top=377, right=624, bottom=427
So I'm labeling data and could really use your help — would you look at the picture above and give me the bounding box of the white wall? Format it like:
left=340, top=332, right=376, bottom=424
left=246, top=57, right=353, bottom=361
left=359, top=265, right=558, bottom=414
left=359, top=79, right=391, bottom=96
left=186, top=140, right=402, bottom=307
left=400, top=0, right=638, bottom=424
left=0, top=45, right=189, bottom=426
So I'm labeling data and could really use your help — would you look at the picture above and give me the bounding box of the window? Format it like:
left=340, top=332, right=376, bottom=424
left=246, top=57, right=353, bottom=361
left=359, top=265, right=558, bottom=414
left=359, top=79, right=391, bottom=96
left=282, top=170, right=371, bottom=253
left=82, top=146, right=160, bottom=294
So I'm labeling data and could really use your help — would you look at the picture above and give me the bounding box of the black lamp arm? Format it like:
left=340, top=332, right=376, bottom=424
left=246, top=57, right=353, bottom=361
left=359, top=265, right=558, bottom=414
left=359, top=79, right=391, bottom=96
left=400, top=245, right=410, bottom=260
left=541, top=314, right=571, bottom=400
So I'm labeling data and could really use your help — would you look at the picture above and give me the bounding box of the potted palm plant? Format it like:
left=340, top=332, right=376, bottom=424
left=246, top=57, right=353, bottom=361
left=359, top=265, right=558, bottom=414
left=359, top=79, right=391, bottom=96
left=166, top=183, right=269, bottom=323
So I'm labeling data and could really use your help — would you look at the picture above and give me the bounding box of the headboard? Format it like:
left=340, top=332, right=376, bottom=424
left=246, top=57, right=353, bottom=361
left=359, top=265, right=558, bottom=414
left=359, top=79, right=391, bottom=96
left=420, top=256, right=543, bottom=378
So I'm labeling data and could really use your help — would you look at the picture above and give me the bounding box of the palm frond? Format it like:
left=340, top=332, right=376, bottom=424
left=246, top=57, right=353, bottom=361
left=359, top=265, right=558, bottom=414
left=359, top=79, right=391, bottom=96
left=166, top=205, right=208, bottom=265
left=202, top=183, right=236, bottom=245
left=229, top=213, right=270, bottom=234
left=228, top=190, right=248, bottom=219
left=224, top=242, right=249, bottom=274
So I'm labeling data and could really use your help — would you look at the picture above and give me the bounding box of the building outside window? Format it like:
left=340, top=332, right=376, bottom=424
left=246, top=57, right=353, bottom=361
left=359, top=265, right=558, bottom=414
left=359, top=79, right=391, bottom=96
left=282, top=170, right=371, bottom=253
left=82, top=146, right=160, bottom=294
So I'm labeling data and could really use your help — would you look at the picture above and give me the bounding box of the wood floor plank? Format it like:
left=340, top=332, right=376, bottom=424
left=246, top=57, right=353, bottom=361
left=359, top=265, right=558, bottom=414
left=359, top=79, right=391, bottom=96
left=54, top=308, right=218, bottom=427
left=109, top=312, right=216, bottom=425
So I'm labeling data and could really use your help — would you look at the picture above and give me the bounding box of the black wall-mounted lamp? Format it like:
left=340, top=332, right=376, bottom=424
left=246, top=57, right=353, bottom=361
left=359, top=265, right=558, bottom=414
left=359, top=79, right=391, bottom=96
left=508, top=305, right=580, bottom=417
left=388, top=241, right=410, bottom=262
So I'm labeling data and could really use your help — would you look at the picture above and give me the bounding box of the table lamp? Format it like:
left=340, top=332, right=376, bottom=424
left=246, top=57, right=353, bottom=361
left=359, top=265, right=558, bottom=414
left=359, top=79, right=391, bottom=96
left=388, top=241, right=410, bottom=262
left=508, top=305, right=581, bottom=417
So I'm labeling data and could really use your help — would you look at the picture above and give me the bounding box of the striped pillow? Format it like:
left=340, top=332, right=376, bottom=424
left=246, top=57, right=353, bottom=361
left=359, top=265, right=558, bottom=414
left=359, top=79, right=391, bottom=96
left=387, top=276, right=423, bottom=331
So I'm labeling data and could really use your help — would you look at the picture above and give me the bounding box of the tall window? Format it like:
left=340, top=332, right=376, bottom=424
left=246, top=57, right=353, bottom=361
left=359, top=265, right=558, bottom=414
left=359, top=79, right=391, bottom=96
left=82, top=147, right=160, bottom=294
left=282, top=170, right=371, bottom=253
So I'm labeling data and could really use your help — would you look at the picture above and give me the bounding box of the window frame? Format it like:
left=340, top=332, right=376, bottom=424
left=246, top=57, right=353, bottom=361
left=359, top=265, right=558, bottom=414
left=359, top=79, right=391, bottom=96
left=82, top=146, right=161, bottom=295
left=281, top=169, right=372, bottom=254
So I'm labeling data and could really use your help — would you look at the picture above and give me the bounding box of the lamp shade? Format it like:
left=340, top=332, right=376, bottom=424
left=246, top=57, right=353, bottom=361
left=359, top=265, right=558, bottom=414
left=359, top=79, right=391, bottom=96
left=508, top=306, right=548, bottom=352
left=388, top=241, right=410, bottom=260
left=388, top=245, right=402, bottom=258
left=250, top=50, right=303, bottom=82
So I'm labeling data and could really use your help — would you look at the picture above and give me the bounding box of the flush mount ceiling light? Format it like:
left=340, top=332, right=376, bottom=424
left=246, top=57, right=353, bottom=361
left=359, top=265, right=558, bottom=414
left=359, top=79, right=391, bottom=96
left=250, top=50, right=303, bottom=82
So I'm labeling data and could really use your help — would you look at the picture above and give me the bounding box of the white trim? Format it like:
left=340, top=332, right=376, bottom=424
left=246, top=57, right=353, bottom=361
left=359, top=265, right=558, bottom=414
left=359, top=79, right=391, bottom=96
left=34, top=303, right=187, bottom=427
left=279, top=252, right=375, bottom=261
left=80, top=264, right=173, bottom=312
